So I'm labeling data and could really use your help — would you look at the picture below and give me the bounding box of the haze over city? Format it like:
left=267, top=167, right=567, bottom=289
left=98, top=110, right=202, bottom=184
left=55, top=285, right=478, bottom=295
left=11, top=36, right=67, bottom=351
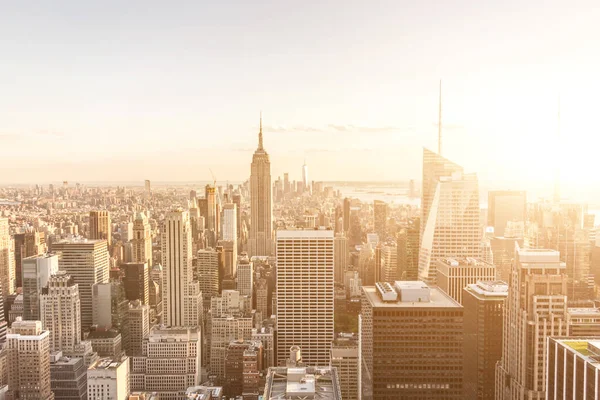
left=2, top=0, right=600, bottom=194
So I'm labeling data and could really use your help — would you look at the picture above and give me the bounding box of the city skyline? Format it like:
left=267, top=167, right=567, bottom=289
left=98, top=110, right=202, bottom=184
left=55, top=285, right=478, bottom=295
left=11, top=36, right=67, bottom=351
left=2, top=1, right=600, bottom=189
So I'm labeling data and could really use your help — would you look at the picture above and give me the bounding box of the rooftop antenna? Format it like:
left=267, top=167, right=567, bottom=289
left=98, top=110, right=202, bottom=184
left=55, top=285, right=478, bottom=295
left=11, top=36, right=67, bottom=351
left=438, top=80, right=442, bottom=156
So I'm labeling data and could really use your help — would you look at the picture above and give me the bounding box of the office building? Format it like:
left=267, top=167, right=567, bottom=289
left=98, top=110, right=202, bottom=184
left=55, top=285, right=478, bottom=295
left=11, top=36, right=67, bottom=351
left=126, top=300, right=149, bottom=357
left=219, top=239, right=237, bottom=278
left=463, top=280, right=508, bottom=400
left=0, top=218, right=15, bottom=298
left=224, top=339, right=263, bottom=398
left=92, top=282, right=128, bottom=334
left=13, top=230, right=46, bottom=289
left=436, top=257, right=496, bottom=304
left=361, top=281, right=464, bottom=399
left=49, top=352, right=88, bottom=400
left=222, top=203, right=237, bottom=241
left=130, top=326, right=200, bottom=398
left=490, top=235, right=524, bottom=281
left=373, top=200, right=387, bottom=240
left=379, top=242, right=398, bottom=282
left=420, top=148, right=463, bottom=241
left=330, top=336, right=359, bottom=400
left=252, top=326, right=275, bottom=369
left=396, top=217, right=420, bottom=280
left=88, top=356, right=130, bottom=400
left=546, top=337, right=600, bottom=399
left=418, top=169, right=480, bottom=284
left=343, top=198, right=351, bottom=233
left=248, top=115, right=273, bottom=257
left=302, top=160, right=309, bottom=192
left=496, top=245, right=569, bottom=399
left=40, top=272, right=81, bottom=352
left=0, top=286, right=6, bottom=344
left=263, top=360, right=342, bottom=400
left=22, top=253, right=58, bottom=320
left=487, top=190, right=526, bottom=237
left=334, top=233, right=348, bottom=284
left=144, top=180, right=151, bottom=196
left=196, top=248, right=219, bottom=312
left=236, top=253, right=253, bottom=297
left=89, top=210, right=112, bottom=246
left=52, top=239, right=110, bottom=332
left=209, top=315, right=253, bottom=380
left=276, top=230, right=334, bottom=366
left=123, top=262, right=149, bottom=305
left=255, top=278, right=268, bottom=320
left=6, top=319, right=54, bottom=400
left=132, top=212, right=153, bottom=267
left=87, top=328, right=122, bottom=359
left=161, top=210, right=202, bottom=327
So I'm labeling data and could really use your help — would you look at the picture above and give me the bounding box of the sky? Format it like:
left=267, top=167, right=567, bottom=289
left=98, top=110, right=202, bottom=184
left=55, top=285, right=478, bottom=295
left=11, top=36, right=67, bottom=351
left=1, top=0, right=600, bottom=196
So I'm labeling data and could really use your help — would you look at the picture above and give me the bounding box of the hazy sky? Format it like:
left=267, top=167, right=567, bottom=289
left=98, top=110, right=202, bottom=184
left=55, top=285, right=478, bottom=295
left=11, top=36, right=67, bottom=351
left=2, top=1, right=600, bottom=194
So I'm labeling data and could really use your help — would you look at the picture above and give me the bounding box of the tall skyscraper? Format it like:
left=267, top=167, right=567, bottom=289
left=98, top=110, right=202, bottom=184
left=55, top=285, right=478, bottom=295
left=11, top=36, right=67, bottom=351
left=496, top=244, right=569, bottom=399
left=232, top=193, right=242, bottom=238
left=487, top=190, right=526, bottom=237
left=420, top=148, right=463, bottom=239
left=236, top=254, right=253, bottom=298
left=144, top=179, right=151, bottom=196
left=0, top=218, right=15, bottom=298
left=248, top=115, right=273, bottom=257
left=463, top=280, right=508, bottom=400
left=418, top=168, right=480, bottom=284
left=360, top=281, right=464, bottom=399
left=132, top=212, right=152, bottom=267
left=22, top=254, right=58, bottom=320
left=52, top=239, right=109, bottom=332
left=379, top=242, right=398, bottom=282
left=205, top=185, right=217, bottom=246
left=276, top=230, right=334, bottom=366
left=373, top=200, right=388, bottom=240
left=343, top=198, right=350, bottom=232
left=436, top=257, right=496, bottom=304
left=40, top=272, right=81, bottom=352
left=89, top=210, right=112, bottom=246
left=6, top=319, right=54, bottom=400
left=161, top=210, right=201, bottom=327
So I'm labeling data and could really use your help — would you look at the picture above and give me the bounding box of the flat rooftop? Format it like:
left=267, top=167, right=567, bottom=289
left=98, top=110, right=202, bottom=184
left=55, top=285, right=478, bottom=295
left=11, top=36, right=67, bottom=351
left=89, top=357, right=126, bottom=370
left=276, top=230, right=334, bottom=238
left=362, top=285, right=462, bottom=309
left=264, top=366, right=341, bottom=400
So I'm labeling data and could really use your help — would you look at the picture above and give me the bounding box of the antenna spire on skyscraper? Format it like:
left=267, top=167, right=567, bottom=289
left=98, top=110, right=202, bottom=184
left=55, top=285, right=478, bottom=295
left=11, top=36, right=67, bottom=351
left=258, top=111, right=264, bottom=150
left=438, top=80, right=442, bottom=156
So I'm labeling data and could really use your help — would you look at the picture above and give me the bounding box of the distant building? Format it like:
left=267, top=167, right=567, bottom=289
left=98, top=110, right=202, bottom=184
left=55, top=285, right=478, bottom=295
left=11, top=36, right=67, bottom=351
left=87, top=356, right=130, bottom=400
left=487, top=190, right=526, bottom=237
left=22, top=253, right=58, bottom=320
left=373, top=200, right=388, bottom=241
left=89, top=210, right=112, bottom=246
left=132, top=212, right=152, bottom=267
left=123, top=262, right=149, bottom=305
left=436, top=257, right=496, bottom=304
left=361, top=281, right=464, bottom=399
left=334, top=233, right=348, bottom=284
left=463, top=280, right=508, bottom=400
left=52, top=239, right=110, bottom=332
left=396, top=217, right=420, bottom=281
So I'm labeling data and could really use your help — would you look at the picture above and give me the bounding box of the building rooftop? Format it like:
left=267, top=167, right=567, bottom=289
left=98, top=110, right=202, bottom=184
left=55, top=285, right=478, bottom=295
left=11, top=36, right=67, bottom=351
left=89, top=356, right=127, bottom=371
left=276, top=230, right=334, bottom=238
left=363, top=281, right=461, bottom=309
left=185, top=386, right=223, bottom=400
left=263, top=366, right=341, bottom=400
left=464, top=280, right=509, bottom=300
left=554, top=338, right=600, bottom=365
left=437, top=257, right=495, bottom=268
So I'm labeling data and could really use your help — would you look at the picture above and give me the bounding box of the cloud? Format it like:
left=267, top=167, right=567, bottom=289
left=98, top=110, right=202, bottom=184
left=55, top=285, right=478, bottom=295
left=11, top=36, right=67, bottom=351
left=263, top=124, right=413, bottom=134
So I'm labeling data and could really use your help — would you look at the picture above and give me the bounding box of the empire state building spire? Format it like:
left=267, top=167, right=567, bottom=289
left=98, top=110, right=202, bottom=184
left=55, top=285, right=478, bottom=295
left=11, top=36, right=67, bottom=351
left=258, top=112, right=264, bottom=150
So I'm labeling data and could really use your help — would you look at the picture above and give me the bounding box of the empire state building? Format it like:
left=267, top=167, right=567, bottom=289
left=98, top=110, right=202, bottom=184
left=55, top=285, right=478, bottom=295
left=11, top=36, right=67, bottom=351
left=248, top=115, right=273, bottom=257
